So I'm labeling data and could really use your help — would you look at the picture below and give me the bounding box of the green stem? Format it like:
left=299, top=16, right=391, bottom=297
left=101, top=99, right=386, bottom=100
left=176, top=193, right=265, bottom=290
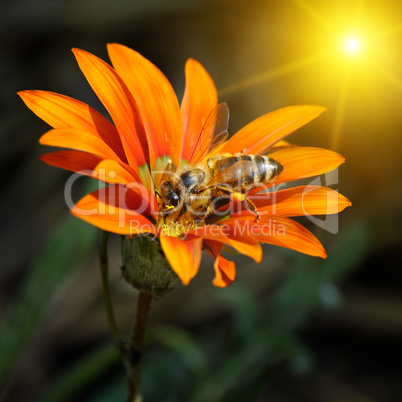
left=99, top=231, right=121, bottom=345
left=100, top=232, right=153, bottom=401
left=127, top=291, right=152, bottom=402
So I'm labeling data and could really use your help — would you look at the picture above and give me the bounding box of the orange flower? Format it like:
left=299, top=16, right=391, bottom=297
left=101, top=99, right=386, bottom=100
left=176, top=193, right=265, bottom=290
left=19, top=44, right=350, bottom=287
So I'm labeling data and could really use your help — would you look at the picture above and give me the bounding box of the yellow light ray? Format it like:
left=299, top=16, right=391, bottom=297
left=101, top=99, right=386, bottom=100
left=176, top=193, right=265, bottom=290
left=369, top=61, right=402, bottom=93
left=331, top=70, right=350, bottom=151
left=353, top=0, right=365, bottom=22
left=375, top=23, right=402, bottom=38
left=219, top=52, right=331, bottom=96
left=290, top=0, right=336, bottom=30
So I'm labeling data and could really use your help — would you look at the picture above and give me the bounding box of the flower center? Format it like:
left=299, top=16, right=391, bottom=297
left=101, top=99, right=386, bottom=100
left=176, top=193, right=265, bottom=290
left=155, top=202, right=205, bottom=237
left=158, top=221, right=195, bottom=238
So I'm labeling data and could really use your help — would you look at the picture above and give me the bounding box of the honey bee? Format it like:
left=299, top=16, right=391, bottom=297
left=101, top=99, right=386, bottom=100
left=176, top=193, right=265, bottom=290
left=156, top=103, right=283, bottom=225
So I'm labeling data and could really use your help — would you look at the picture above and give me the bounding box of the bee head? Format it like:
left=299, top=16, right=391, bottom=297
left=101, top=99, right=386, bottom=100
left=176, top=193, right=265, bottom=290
left=159, top=181, right=180, bottom=207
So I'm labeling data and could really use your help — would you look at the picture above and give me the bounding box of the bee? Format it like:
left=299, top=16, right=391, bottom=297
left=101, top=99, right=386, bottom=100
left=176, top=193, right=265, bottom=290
left=156, top=103, right=283, bottom=224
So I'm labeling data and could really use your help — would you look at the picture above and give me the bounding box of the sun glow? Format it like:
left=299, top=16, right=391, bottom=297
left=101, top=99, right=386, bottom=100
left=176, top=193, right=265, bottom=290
left=343, top=36, right=362, bottom=55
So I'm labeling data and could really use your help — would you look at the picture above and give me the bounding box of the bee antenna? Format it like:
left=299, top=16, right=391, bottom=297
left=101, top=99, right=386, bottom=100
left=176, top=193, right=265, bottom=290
left=155, top=189, right=161, bottom=198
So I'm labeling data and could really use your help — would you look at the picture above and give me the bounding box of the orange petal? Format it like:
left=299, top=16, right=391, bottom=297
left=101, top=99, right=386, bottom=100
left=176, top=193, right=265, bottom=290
left=223, top=222, right=263, bottom=262
left=226, top=216, right=326, bottom=258
left=107, top=44, right=182, bottom=168
left=18, top=90, right=127, bottom=162
left=71, top=185, right=155, bottom=235
left=236, top=186, right=351, bottom=217
left=213, top=255, right=236, bottom=287
left=94, top=159, right=140, bottom=184
left=93, top=161, right=158, bottom=218
left=204, top=240, right=236, bottom=287
left=180, top=58, right=218, bottom=162
left=39, top=150, right=102, bottom=174
left=192, top=225, right=262, bottom=263
left=217, top=105, right=326, bottom=155
left=269, top=147, right=345, bottom=185
left=160, top=234, right=203, bottom=285
left=40, top=128, right=120, bottom=160
left=271, top=140, right=292, bottom=148
left=266, top=140, right=296, bottom=154
left=72, top=48, right=149, bottom=169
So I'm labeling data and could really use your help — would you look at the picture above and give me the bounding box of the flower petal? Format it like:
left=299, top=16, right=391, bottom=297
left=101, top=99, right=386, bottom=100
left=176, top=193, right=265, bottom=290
left=271, top=140, right=292, bottom=149
left=39, top=153, right=153, bottom=206
left=217, top=105, right=326, bottom=155
left=204, top=240, right=236, bottom=287
left=160, top=234, right=203, bottom=285
left=107, top=44, right=182, bottom=168
left=235, top=186, right=351, bottom=218
left=180, top=58, right=218, bottom=162
left=93, top=159, right=140, bottom=184
left=93, top=160, right=158, bottom=219
left=40, top=128, right=120, bottom=160
left=71, top=185, right=155, bottom=235
left=18, top=90, right=127, bottom=162
left=192, top=225, right=262, bottom=262
left=72, top=48, right=149, bottom=170
left=39, top=150, right=102, bottom=174
left=226, top=216, right=326, bottom=258
left=213, top=255, right=236, bottom=287
left=269, top=147, right=345, bottom=184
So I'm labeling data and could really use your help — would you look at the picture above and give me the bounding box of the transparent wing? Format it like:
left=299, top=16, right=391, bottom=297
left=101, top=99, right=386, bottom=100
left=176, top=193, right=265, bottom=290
left=189, top=103, right=229, bottom=165
left=198, top=160, right=254, bottom=191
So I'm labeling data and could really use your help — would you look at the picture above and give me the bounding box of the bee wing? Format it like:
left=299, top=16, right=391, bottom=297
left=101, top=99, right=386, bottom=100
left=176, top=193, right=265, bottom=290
left=199, top=160, right=254, bottom=191
left=189, top=103, right=229, bottom=165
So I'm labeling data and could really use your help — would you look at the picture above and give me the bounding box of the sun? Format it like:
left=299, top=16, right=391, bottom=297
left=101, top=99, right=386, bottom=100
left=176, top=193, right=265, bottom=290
left=343, top=37, right=362, bottom=55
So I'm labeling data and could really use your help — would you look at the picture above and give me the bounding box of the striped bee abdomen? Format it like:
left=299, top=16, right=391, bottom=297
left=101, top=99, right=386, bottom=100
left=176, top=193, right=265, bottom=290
left=207, top=153, right=284, bottom=192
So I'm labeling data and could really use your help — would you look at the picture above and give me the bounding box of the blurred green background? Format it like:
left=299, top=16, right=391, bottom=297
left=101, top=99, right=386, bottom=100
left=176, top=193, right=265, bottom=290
left=1, top=0, right=402, bottom=401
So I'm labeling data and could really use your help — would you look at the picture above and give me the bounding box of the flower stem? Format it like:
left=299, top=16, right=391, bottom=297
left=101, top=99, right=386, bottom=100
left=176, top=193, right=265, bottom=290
left=99, top=231, right=121, bottom=345
left=127, top=291, right=152, bottom=402
left=100, top=233, right=154, bottom=400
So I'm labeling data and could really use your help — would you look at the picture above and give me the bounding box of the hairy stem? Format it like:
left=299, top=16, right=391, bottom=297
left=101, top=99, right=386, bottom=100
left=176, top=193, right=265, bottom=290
left=99, top=231, right=121, bottom=345
left=127, top=291, right=152, bottom=402
left=100, top=232, right=154, bottom=401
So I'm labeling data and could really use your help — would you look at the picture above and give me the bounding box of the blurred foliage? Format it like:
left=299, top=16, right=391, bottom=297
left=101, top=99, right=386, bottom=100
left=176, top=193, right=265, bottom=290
left=138, top=221, right=370, bottom=402
left=0, top=216, right=98, bottom=385
left=36, top=343, right=119, bottom=402
left=0, top=219, right=370, bottom=401
left=0, top=179, right=99, bottom=389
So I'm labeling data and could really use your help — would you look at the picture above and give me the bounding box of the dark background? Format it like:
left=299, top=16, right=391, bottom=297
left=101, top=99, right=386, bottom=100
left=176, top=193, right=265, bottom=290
left=1, top=0, right=402, bottom=401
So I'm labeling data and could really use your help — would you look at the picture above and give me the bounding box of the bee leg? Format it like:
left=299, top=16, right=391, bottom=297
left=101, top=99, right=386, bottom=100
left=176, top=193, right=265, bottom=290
left=229, top=190, right=260, bottom=220
left=243, top=197, right=260, bottom=222
left=203, top=204, right=214, bottom=219
left=174, top=204, right=187, bottom=223
left=229, top=190, right=246, bottom=207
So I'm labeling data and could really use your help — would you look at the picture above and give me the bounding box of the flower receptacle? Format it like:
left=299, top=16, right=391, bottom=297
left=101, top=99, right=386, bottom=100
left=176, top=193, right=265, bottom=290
left=121, top=235, right=178, bottom=298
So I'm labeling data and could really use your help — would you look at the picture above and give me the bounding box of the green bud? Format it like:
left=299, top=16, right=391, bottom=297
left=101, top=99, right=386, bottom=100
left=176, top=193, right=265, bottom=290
left=121, top=235, right=178, bottom=298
